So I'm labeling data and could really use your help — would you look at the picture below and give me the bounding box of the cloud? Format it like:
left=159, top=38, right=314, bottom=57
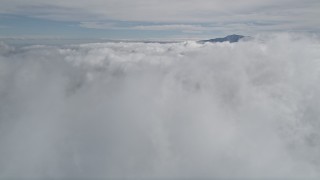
left=0, top=25, right=9, bottom=29
left=79, top=22, right=117, bottom=30
left=132, top=24, right=210, bottom=32
left=1, top=34, right=320, bottom=178
left=0, top=0, right=319, bottom=33
left=78, top=20, right=320, bottom=37
left=79, top=22, right=216, bottom=33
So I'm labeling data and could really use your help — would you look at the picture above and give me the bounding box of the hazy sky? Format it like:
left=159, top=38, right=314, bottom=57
left=0, top=0, right=319, bottom=39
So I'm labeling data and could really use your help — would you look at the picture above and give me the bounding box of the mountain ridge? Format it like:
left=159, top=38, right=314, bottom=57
left=199, top=34, right=248, bottom=43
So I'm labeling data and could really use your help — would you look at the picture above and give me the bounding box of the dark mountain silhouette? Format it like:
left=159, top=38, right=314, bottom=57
left=199, top=34, right=248, bottom=43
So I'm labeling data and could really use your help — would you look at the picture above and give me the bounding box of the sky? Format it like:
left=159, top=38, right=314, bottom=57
left=1, top=1, right=320, bottom=178
left=0, top=0, right=320, bottom=40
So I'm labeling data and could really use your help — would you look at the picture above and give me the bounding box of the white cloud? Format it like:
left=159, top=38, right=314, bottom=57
left=79, top=22, right=117, bottom=29
left=132, top=24, right=210, bottom=31
left=78, top=19, right=320, bottom=36
left=0, top=0, right=319, bottom=33
left=1, top=34, right=320, bottom=178
left=79, top=22, right=215, bottom=33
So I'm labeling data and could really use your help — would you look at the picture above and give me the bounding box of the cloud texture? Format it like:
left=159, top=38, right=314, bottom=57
left=1, top=34, right=320, bottom=178
left=1, top=0, right=319, bottom=34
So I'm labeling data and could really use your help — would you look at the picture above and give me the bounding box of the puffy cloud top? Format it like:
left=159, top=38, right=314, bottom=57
left=1, top=34, right=320, bottom=178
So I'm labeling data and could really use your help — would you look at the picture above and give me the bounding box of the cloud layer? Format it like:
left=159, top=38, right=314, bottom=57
left=1, top=0, right=319, bottom=34
left=1, top=34, right=320, bottom=178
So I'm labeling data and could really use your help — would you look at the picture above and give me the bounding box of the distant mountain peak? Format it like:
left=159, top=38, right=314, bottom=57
left=199, top=34, right=248, bottom=43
